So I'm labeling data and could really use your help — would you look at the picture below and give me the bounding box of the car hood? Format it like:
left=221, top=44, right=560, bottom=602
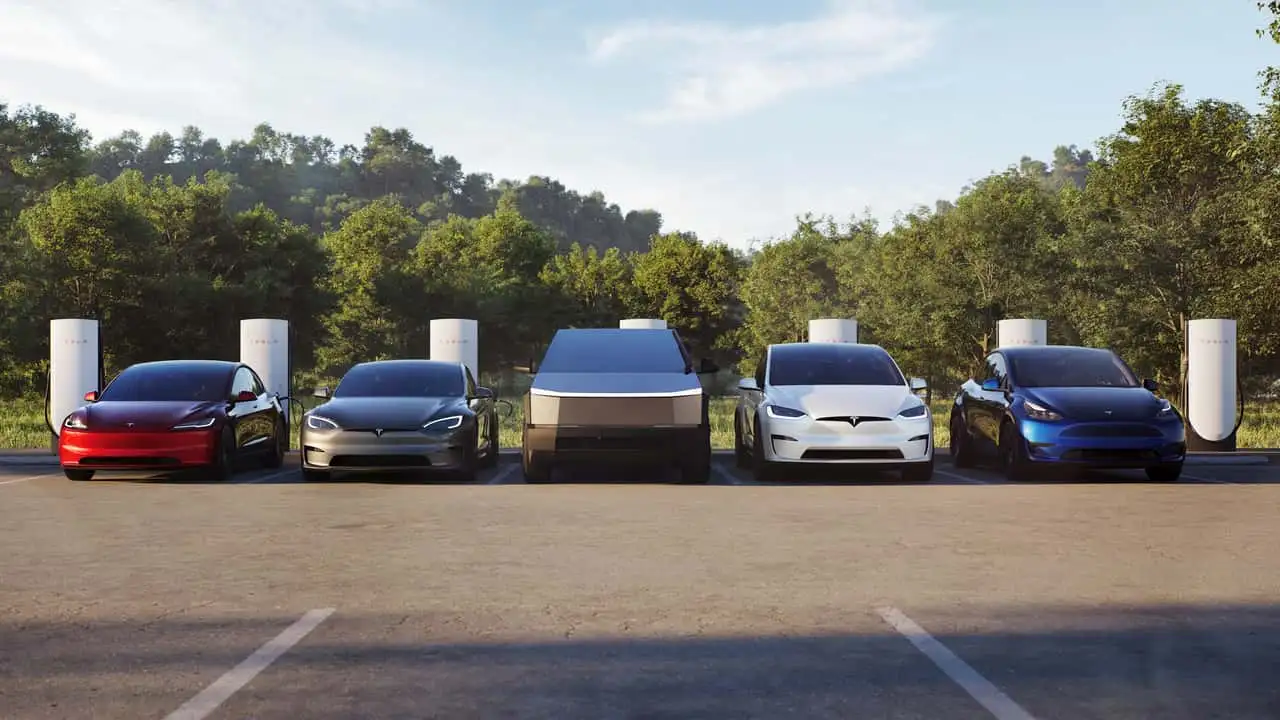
left=309, top=397, right=464, bottom=430
left=769, top=385, right=917, bottom=419
left=1023, top=386, right=1163, bottom=421
left=530, top=372, right=704, bottom=397
left=85, top=401, right=224, bottom=431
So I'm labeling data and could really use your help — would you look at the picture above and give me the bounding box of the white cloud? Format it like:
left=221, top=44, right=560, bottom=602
left=588, top=0, right=942, bottom=123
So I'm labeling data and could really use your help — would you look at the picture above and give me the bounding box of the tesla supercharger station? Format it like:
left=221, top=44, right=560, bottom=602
left=808, top=318, right=858, bottom=343
left=996, top=318, right=1047, bottom=348
left=430, top=318, right=479, bottom=379
left=620, top=318, right=667, bottom=329
left=1186, top=318, right=1238, bottom=452
left=240, top=318, right=291, bottom=444
left=48, top=318, right=103, bottom=448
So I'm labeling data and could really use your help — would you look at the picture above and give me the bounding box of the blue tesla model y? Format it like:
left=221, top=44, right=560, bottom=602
left=949, top=345, right=1186, bottom=482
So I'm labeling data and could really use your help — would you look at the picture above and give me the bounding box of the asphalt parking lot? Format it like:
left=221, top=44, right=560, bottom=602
left=2, top=452, right=1279, bottom=719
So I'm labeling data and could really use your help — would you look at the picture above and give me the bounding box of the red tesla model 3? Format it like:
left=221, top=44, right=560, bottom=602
left=57, top=360, right=287, bottom=481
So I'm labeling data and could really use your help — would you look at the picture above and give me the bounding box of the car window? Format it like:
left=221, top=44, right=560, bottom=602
left=334, top=363, right=466, bottom=397
left=990, top=354, right=1008, bottom=384
left=98, top=365, right=230, bottom=402
left=232, top=368, right=255, bottom=396
left=538, top=329, right=686, bottom=374
left=769, top=346, right=906, bottom=386
left=249, top=369, right=266, bottom=395
left=1010, top=350, right=1139, bottom=388
left=754, top=351, right=767, bottom=388
left=464, top=367, right=477, bottom=396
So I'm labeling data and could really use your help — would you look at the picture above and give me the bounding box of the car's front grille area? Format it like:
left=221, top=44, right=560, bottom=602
left=1061, top=449, right=1159, bottom=462
left=328, top=455, right=430, bottom=467
left=78, top=456, right=181, bottom=466
left=801, top=448, right=904, bottom=460
left=1059, top=423, right=1162, bottom=438
left=815, top=416, right=891, bottom=426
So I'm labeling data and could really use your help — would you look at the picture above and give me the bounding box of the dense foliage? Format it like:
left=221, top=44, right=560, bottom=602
left=3, top=9, right=1280, bottom=406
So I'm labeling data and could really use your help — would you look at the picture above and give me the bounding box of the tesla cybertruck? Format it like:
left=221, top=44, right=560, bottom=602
left=518, top=328, right=719, bottom=484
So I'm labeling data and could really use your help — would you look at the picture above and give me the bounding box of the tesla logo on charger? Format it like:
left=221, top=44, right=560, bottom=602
left=436, top=339, right=471, bottom=344
left=248, top=339, right=280, bottom=344
left=62, top=339, right=90, bottom=344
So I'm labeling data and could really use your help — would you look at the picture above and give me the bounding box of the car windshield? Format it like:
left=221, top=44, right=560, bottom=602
left=538, top=329, right=688, bottom=374
left=1010, top=350, right=1139, bottom=388
left=98, top=365, right=230, bottom=402
left=769, top=346, right=906, bottom=386
left=334, top=363, right=464, bottom=397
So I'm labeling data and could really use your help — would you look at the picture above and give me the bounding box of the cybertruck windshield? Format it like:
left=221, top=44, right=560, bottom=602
left=537, top=329, right=687, bottom=374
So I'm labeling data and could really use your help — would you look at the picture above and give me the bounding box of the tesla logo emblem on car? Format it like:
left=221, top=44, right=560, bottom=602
left=846, top=417, right=862, bottom=427
left=126, top=422, right=134, bottom=428
left=374, top=428, right=384, bottom=437
left=1104, top=410, right=1113, bottom=416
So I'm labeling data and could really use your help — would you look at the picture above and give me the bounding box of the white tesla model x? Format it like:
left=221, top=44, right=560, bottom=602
left=733, top=342, right=934, bottom=482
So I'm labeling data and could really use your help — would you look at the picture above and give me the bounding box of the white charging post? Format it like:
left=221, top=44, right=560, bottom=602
left=620, top=318, right=667, bottom=329
left=240, top=319, right=290, bottom=443
left=430, top=318, right=479, bottom=379
left=1186, top=318, right=1238, bottom=452
left=49, top=319, right=101, bottom=444
left=808, top=318, right=858, bottom=343
left=996, top=318, right=1047, bottom=348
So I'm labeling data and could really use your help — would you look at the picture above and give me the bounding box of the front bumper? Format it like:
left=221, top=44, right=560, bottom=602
left=301, top=428, right=469, bottom=471
left=762, top=415, right=933, bottom=465
left=1017, top=418, right=1186, bottom=467
left=58, top=429, right=217, bottom=469
left=524, top=425, right=708, bottom=465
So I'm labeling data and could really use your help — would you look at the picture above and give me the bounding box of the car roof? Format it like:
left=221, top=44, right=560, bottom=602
left=125, top=360, right=241, bottom=373
left=997, top=345, right=1117, bottom=359
left=349, top=359, right=464, bottom=369
left=769, top=342, right=889, bottom=358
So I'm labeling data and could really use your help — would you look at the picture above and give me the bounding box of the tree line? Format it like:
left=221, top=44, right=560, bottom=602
left=3, top=8, right=1280, bottom=405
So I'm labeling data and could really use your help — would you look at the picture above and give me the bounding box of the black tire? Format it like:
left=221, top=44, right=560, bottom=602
left=64, top=468, right=94, bottom=481
left=301, top=468, right=329, bottom=482
left=202, top=427, right=236, bottom=482
left=454, top=440, right=479, bottom=483
left=480, top=415, right=499, bottom=469
left=261, top=420, right=285, bottom=469
left=902, top=456, right=935, bottom=482
left=1145, top=463, right=1182, bottom=482
left=734, top=409, right=749, bottom=469
left=949, top=413, right=974, bottom=468
left=751, top=418, right=776, bottom=483
left=999, top=421, right=1033, bottom=482
left=679, top=427, right=712, bottom=484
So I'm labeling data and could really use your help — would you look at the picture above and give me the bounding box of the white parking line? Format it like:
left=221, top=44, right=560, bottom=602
left=1181, top=473, right=1229, bottom=484
left=0, top=472, right=56, bottom=486
left=164, top=607, right=336, bottom=720
left=934, top=468, right=989, bottom=485
left=878, top=606, right=1038, bottom=720
left=487, top=464, right=520, bottom=485
left=241, top=468, right=299, bottom=484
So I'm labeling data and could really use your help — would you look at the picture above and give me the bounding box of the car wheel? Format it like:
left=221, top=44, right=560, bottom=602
left=203, top=427, right=236, bottom=482
left=480, top=416, right=499, bottom=469
left=949, top=414, right=974, bottom=468
left=901, top=456, right=934, bottom=482
left=64, top=468, right=94, bottom=481
left=751, top=418, right=776, bottom=482
left=734, top=410, right=749, bottom=469
left=1145, top=463, right=1182, bottom=482
left=455, top=438, right=479, bottom=483
left=262, top=420, right=285, bottom=469
left=999, top=422, right=1033, bottom=482
left=301, top=468, right=329, bottom=482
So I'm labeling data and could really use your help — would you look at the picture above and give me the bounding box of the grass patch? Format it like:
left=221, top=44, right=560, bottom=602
left=5, top=394, right=1279, bottom=451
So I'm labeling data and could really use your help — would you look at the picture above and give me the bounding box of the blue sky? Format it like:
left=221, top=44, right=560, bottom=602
left=0, top=0, right=1275, bottom=248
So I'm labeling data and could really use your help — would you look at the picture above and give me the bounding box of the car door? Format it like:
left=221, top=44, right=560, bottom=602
left=229, top=367, right=271, bottom=452
left=740, top=349, right=769, bottom=447
left=972, top=353, right=1011, bottom=450
left=464, top=366, right=490, bottom=453
left=248, top=367, right=280, bottom=450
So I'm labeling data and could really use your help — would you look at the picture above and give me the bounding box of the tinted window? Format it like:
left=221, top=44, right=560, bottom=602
left=537, top=329, right=686, bottom=374
left=231, top=368, right=255, bottom=395
left=1009, top=349, right=1139, bottom=388
left=99, top=365, right=231, bottom=402
left=334, top=363, right=464, bottom=398
left=769, top=346, right=906, bottom=386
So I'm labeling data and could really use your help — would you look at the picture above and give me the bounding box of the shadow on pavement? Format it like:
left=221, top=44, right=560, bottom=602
left=3, top=603, right=1278, bottom=719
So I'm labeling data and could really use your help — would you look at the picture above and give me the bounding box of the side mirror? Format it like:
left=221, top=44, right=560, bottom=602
left=909, top=377, right=927, bottom=391
left=980, top=378, right=1001, bottom=392
left=738, top=378, right=759, bottom=392
left=472, top=386, right=494, bottom=400
left=83, top=390, right=98, bottom=402
left=1142, top=378, right=1159, bottom=392
left=313, top=386, right=330, bottom=399
left=697, top=358, right=720, bottom=374
left=234, top=390, right=257, bottom=403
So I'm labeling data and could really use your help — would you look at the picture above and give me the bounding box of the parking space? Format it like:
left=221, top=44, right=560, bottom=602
left=2, top=451, right=1279, bottom=718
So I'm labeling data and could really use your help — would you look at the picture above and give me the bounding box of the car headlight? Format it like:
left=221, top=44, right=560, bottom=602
left=306, top=414, right=339, bottom=430
left=63, top=415, right=87, bottom=430
left=1156, top=399, right=1176, bottom=417
left=898, top=404, right=929, bottom=419
left=1022, top=399, right=1062, bottom=421
left=172, top=417, right=216, bottom=430
left=765, top=405, right=806, bottom=419
left=423, top=415, right=463, bottom=431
